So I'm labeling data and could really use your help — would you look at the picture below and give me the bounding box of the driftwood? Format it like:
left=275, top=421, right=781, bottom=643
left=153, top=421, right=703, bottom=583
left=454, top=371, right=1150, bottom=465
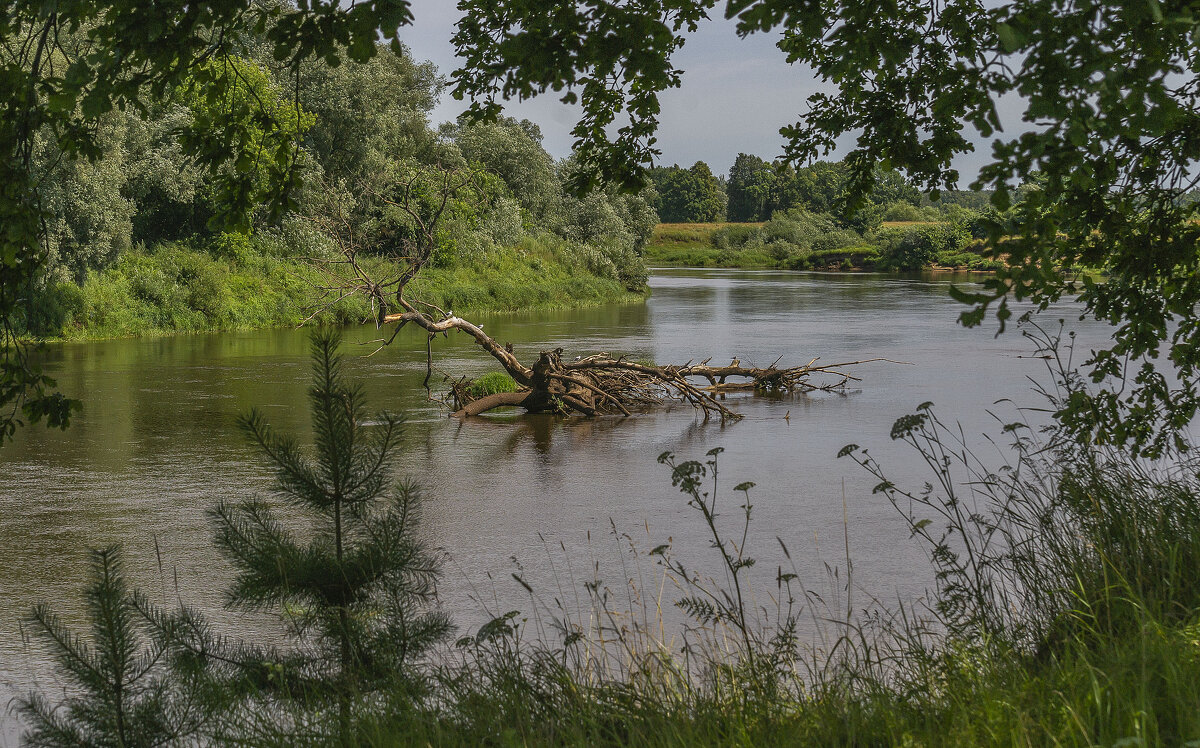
left=303, top=162, right=899, bottom=422
left=378, top=306, right=898, bottom=420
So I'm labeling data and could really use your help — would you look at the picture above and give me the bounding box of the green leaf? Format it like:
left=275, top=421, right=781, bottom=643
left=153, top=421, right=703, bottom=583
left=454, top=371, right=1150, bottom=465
left=995, top=22, right=1021, bottom=52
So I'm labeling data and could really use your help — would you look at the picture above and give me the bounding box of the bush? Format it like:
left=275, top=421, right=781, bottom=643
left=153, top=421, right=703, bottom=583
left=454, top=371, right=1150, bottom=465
left=810, top=228, right=863, bottom=253
left=762, top=208, right=841, bottom=249
left=711, top=223, right=761, bottom=249
left=876, top=222, right=970, bottom=270
left=465, top=371, right=518, bottom=398
left=207, top=231, right=254, bottom=263
left=19, top=280, right=82, bottom=336
left=879, top=201, right=932, bottom=222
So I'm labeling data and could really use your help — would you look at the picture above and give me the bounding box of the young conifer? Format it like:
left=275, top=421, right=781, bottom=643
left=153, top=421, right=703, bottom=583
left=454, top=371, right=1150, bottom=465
left=209, top=328, right=450, bottom=735
left=18, top=546, right=207, bottom=747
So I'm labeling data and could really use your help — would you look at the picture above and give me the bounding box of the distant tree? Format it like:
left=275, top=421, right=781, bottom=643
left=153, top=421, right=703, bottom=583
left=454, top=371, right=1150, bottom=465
left=651, top=161, right=726, bottom=223
left=210, top=329, right=451, bottom=739
left=726, top=153, right=775, bottom=222
left=33, top=112, right=134, bottom=284
left=925, top=190, right=996, bottom=212
left=121, top=104, right=207, bottom=247
left=177, top=56, right=316, bottom=235
left=867, top=168, right=922, bottom=208
left=293, top=39, right=441, bottom=210
left=784, top=160, right=845, bottom=216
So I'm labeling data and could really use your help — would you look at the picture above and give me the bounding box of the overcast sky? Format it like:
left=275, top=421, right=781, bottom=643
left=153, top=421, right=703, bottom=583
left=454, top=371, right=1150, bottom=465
left=399, top=3, right=998, bottom=182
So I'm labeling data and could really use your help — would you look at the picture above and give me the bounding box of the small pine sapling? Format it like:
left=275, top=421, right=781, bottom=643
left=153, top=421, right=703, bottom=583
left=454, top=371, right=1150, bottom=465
left=210, top=329, right=451, bottom=735
left=18, top=546, right=207, bottom=747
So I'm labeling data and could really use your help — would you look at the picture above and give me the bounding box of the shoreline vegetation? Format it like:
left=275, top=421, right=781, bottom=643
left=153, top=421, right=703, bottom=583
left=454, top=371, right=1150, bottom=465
left=34, top=231, right=645, bottom=343
left=645, top=220, right=1003, bottom=272
left=17, top=39, right=658, bottom=345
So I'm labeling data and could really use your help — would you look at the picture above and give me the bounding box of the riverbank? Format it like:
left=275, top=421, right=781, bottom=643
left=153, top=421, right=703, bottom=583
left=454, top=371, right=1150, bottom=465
left=645, top=221, right=1003, bottom=271
left=34, top=233, right=645, bottom=342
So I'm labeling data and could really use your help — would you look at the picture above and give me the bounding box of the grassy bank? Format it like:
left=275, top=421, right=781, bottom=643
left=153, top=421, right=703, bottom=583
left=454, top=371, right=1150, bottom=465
left=645, top=219, right=1002, bottom=272
left=33, top=232, right=644, bottom=341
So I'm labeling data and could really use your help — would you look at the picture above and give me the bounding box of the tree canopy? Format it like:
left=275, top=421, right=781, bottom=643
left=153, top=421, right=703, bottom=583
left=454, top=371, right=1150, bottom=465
left=452, top=0, right=1200, bottom=456
left=650, top=161, right=726, bottom=223
left=725, top=155, right=920, bottom=223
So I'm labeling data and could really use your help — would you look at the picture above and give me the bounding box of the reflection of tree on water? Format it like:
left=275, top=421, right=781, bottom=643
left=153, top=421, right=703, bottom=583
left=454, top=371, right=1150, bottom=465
left=438, top=387, right=866, bottom=466
left=458, top=412, right=631, bottom=457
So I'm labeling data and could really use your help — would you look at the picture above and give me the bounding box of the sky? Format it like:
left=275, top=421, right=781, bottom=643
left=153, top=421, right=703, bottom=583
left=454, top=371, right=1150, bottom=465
left=398, top=3, right=1000, bottom=183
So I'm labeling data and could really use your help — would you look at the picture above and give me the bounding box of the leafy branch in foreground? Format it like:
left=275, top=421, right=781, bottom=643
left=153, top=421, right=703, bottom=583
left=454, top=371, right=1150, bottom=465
left=452, top=0, right=1200, bottom=455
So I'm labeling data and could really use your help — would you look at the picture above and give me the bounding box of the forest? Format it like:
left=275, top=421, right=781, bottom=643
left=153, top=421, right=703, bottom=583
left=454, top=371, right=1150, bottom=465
left=6, top=0, right=1200, bottom=746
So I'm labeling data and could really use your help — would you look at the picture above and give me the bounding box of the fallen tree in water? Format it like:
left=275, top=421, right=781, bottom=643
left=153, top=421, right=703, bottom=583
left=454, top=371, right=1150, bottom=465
left=307, top=162, right=896, bottom=421
left=379, top=304, right=893, bottom=419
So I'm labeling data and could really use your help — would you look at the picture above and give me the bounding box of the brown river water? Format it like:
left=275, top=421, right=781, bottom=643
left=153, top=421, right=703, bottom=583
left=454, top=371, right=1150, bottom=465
left=0, top=268, right=1107, bottom=737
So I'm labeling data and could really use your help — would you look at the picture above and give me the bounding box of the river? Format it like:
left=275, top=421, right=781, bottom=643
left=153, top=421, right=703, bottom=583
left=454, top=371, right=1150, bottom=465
left=0, top=268, right=1105, bottom=735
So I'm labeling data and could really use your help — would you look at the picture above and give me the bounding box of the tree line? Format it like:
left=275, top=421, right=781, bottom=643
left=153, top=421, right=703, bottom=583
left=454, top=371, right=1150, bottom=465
left=650, top=154, right=929, bottom=225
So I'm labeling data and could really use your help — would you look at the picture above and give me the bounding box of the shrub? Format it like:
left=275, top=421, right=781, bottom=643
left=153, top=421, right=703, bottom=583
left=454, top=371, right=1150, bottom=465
left=465, top=371, right=518, bottom=398
left=207, top=231, right=254, bottom=263
left=810, top=228, right=862, bottom=253
left=711, top=223, right=761, bottom=249
left=876, top=222, right=970, bottom=270
left=879, top=201, right=930, bottom=222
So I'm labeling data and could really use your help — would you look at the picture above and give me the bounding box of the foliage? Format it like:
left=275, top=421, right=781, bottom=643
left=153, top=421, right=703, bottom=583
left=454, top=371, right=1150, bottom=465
left=176, top=55, right=315, bottom=234
left=649, top=161, right=727, bottom=223
left=121, top=104, right=208, bottom=247
left=726, top=153, right=776, bottom=222
left=556, top=166, right=656, bottom=290
left=464, top=371, right=518, bottom=399
left=725, top=156, right=919, bottom=224
left=30, top=231, right=637, bottom=341
left=32, top=112, right=134, bottom=284
left=452, top=2, right=712, bottom=192
left=292, top=38, right=440, bottom=205
left=878, top=201, right=940, bottom=223
left=444, top=116, right=562, bottom=223
left=874, top=222, right=971, bottom=271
